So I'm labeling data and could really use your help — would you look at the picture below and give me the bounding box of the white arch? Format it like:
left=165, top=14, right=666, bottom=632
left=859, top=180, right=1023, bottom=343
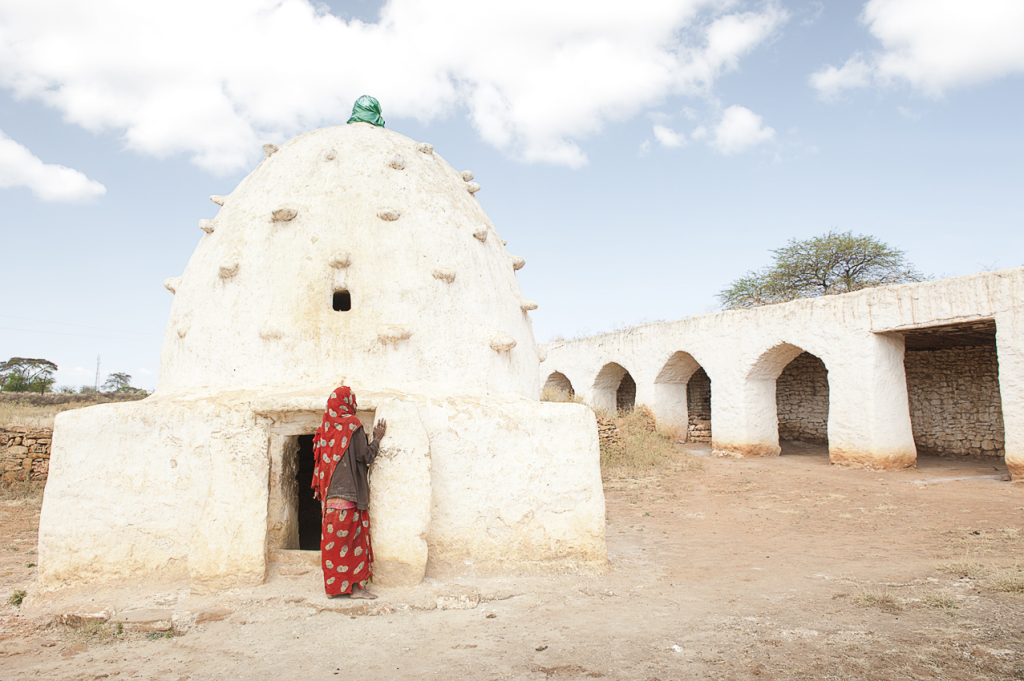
left=653, top=351, right=703, bottom=434
left=543, top=371, right=575, bottom=400
left=741, top=343, right=830, bottom=456
left=593, top=362, right=630, bottom=413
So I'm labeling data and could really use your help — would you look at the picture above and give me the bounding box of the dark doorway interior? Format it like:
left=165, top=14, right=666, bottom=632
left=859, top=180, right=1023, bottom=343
left=687, top=368, right=712, bottom=443
left=295, top=434, right=322, bottom=550
left=616, top=372, right=636, bottom=412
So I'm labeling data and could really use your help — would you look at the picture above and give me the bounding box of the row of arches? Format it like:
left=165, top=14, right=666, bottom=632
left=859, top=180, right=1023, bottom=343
left=546, top=345, right=830, bottom=450
left=545, top=323, right=1006, bottom=464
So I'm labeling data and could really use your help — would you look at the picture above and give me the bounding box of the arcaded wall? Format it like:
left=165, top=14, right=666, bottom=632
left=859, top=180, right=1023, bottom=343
left=540, top=267, right=1024, bottom=475
left=905, top=346, right=1005, bottom=457
left=686, top=369, right=711, bottom=443
left=776, top=352, right=829, bottom=445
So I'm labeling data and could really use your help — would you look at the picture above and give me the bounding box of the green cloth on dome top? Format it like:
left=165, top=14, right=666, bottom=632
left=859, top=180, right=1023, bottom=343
left=346, top=95, right=385, bottom=127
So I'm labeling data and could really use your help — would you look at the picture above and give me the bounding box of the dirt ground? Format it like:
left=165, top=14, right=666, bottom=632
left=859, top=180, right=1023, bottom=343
left=2, top=443, right=1023, bottom=680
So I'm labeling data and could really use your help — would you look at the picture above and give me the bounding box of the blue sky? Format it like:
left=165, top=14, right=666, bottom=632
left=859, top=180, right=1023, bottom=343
left=1, top=0, right=1022, bottom=391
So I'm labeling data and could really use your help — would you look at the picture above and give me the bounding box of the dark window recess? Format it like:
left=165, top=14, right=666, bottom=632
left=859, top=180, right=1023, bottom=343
left=295, top=434, right=322, bottom=550
left=333, top=290, right=351, bottom=312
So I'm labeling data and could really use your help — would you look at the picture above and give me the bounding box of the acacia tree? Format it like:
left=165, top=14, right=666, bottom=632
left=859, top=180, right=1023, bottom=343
left=102, top=372, right=134, bottom=393
left=0, top=357, right=58, bottom=393
left=718, top=231, right=924, bottom=310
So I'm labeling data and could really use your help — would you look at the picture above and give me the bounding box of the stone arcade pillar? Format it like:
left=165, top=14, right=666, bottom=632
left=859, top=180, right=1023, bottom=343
left=825, top=333, right=917, bottom=469
left=996, top=311, right=1024, bottom=479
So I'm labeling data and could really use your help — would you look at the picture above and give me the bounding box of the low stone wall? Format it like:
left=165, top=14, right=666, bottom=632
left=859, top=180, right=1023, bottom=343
left=905, top=346, right=1004, bottom=457
left=776, top=352, right=829, bottom=445
left=596, top=417, right=620, bottom=450
left=2, top=426, right=51, bottom=482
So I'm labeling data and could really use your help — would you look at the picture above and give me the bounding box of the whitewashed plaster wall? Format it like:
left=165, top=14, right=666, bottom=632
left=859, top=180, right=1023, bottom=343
left=541, top=268, right=1024, bottom=478
left=159, top=124, right=542, bottom=399
left=37, top=387, right=606, bottom=593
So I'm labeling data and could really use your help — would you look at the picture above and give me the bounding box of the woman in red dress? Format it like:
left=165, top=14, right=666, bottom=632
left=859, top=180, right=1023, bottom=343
left=311, top=386, right=387, bottom=599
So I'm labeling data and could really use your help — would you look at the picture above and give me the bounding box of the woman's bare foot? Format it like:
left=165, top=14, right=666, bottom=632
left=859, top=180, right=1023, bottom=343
left=349, top=584, right=377, bottom=600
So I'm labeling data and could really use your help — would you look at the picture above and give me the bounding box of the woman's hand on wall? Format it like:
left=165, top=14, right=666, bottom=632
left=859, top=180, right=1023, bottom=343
left=373, top=419, right=387, bottom=442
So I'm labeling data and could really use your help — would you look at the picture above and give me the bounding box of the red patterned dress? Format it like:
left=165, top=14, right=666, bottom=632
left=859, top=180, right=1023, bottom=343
left=311, top=386, right=378, bottom=596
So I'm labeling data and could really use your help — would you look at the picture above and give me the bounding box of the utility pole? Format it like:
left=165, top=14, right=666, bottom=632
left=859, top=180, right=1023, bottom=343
left=95, top=355, right=101, bottom=392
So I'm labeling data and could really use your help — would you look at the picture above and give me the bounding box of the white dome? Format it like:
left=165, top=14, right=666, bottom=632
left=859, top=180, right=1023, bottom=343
left=159, top=123, right=541, bottom=397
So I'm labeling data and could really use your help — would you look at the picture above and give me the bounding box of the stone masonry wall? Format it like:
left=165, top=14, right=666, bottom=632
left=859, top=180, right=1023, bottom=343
left=905, top=346, right=1004, bottom=457
left=2, top=426, right=51, bottom=482
left=776, top=352, right=829, bottom=445
left=686, top=368, right=712, bottom=443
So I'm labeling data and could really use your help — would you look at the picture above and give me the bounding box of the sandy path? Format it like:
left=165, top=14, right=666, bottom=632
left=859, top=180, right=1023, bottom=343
left=2, top=445, right=1023, bottom=680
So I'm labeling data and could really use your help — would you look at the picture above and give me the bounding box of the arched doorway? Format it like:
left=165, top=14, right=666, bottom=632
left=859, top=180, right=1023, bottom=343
left=744, top=343, right=830, bottom=456
left=775, top=351, right=829, bottom=451
left=687, top=368, right=712, bottom=443
left=593, top=362, right=635, bottom=413
left=653, top=351, right=710, bottom=440
left=543, top=371, right=575, bottom=401
left=617, top=373, right=636, bottom=412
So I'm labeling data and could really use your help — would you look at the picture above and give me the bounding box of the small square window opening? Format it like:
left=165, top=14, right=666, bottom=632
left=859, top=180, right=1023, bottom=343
left=333, top=290, right=351, bottom=312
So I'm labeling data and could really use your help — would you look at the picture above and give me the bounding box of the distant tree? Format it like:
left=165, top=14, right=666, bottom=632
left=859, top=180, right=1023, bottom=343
left=0, top=357, right=58, bottom=394
left=102, top=372, right=134, bottom=393
left=718, top=230, right=925, bottom=310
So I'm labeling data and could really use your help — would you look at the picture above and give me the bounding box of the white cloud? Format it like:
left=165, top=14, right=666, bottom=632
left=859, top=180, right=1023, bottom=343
left=0, top=0, right=788, bottom=172
left=653, top=124, right=687, bottom=148
left=809, top=55, right=872, bottom=101
left=811, top=0, right=1024, bottom=99
left=0, top=129, right=106, bottom=202
left=709, top=105, right=775, bottom=154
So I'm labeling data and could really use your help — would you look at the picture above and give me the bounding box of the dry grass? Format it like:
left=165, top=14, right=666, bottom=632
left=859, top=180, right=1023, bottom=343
left=922, top=593, right=960, bottom=610
left=936, top=557, right=989, bottom=580
left=539, top=387, right=586, bottom=404
left=61, top=621, right=123, bottom=647
left=986, top=566, right=1024, bottom=594
left=0, top=401, right=85, bottom=428
left=0, top=396, right=131, bottom=428
left=0, top=480, right=45, bottom=501
left=600, top=406, right=701, bottom=478
left=852, top=590, right=903, bottom=614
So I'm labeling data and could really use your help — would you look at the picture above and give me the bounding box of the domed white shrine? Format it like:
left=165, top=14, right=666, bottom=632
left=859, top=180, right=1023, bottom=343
left=36, top=123, right=606, bottom=594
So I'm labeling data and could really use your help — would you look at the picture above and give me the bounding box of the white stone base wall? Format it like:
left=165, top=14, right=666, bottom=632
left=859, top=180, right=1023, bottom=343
left=905, top=346, right=1005, bottom=457
left=36, top=389, right=606, bottom=594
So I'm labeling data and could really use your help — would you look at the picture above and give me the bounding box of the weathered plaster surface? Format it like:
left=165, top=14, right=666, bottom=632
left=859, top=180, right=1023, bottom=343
left=38, top=124, right=606, bottom=595
left=39, top=397, right=270, bottom=593
left=416, top=397, right=606, bottom=576
left=39, top=387, right=605, bottom=593
left=542, top=268, right=1024, bottom=477
left=159, top=123, right=542, bottom=399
